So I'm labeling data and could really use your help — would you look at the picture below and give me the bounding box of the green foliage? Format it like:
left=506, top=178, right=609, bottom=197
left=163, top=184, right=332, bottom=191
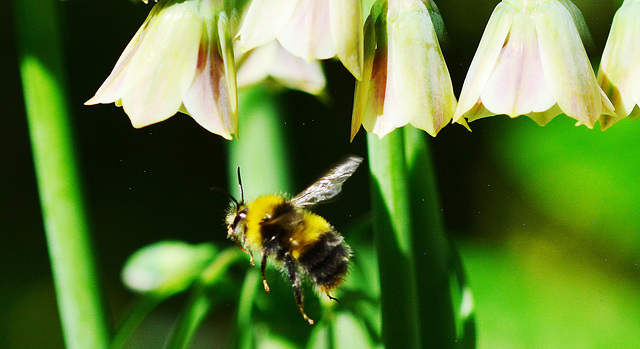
left=122, top=241, right=216, bottom=296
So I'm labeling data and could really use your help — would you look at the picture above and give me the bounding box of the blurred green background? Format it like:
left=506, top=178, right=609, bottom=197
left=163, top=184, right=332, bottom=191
left=2, top=0, right=638, bottom=348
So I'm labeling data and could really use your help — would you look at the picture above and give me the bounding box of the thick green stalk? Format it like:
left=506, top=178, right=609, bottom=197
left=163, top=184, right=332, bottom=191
left=404, top=127, right=458, bottom=347
left=13, top=1, right=110, bottom=348
left=367, top=129, right=421, bottom=348
left=227, top=85, right=293, bottom=196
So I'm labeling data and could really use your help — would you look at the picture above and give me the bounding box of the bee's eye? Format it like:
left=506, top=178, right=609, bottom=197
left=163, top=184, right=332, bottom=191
left=232, top=209, right=247, bottom=228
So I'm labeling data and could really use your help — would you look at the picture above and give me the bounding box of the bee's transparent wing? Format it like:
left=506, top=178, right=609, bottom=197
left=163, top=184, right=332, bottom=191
left=291, top=155, right=363, bottom=208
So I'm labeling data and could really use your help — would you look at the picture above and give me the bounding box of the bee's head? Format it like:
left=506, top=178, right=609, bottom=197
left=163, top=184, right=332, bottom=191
left=213, top=167, right=247, bottom=238
left=225, top=204, right=247, bottom=238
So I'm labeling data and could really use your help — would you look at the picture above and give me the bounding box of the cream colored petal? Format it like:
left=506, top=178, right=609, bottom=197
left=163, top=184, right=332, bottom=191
left=526, top=103, right=563, bottom=126
left=387, top=0, right=456, bottom=136
left=119, top=1, right=202, bottom=128
left=329, top=0, right=364, bottom=79
left=454, top=3, right=515, bottom=122
left=85, top=2, right=170, bottom=105
left=236, top=42, right=277, bottom=89
left=369, top=24, right=406, bottom=136
left=629, top=106, right=640, bottom=121
left=598, top=0, right=640, bottom=121
left=557, top=0, right=594, bottom=50
left=236, top=40, right=325, bottom=95
left=278, top=0, right=335, bottom=61
left=360, top=46, right=392, bottom=137
left=480, top=11, right=555, bottom=117
left=268, top=43, right=326, bottom=95
left=535, top=1, right=609, bottom=128
left=351, top=13, right=378, bottom=141
left=237, top=0, right=298, bottom=52
left=360, top=15, right=397, bottom=138
left=220, top=12, right=238, bottom=130
left=183, top=12, right=237, bottom=139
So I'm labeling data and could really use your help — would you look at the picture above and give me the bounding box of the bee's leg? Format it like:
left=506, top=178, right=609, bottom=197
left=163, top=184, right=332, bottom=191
left=284, top=253, right=314, bottom=325
left=260, top=253, right=270, bottom=293
left=231, top=236, right=254, bottom=266
left=326, top=293, right=341, bottom=303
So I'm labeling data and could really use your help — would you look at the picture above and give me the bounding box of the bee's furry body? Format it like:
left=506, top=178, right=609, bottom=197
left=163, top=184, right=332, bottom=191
left=224, top=156, right=362, bottom=324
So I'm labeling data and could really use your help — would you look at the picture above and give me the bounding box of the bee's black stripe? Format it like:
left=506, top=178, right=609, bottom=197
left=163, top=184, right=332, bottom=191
left=299, top=233, right=351, bottom=288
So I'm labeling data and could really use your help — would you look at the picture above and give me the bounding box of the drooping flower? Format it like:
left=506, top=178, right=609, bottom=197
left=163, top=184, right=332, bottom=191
left=236, top=40, right=326, bottom=96
left=453, top=0, right=614, bottom=128
left=237, top=0, right=363, bottom=80
left=351, top=0, right=460, bottom=140
left=597, top=0, right=640, bottom=130
left=85, top=0, right=237, bottom=139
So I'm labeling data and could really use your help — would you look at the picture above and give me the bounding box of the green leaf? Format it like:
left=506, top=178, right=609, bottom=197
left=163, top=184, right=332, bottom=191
left=122, top=241, right=216, bottom=296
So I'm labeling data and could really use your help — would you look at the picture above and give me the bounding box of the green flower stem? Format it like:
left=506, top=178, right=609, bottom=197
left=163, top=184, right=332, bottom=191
left=165, top=291, right=215, bottom=349
left=404, top=127, right=466, bottom=348
left=236, top=270, right=261, bottom=349
left=228, top=85, right=293, bottom=196
left=164, top=248, right=243, bottom=349
left=367, top=129, right=421, bottom=348
left=13, top=1, right=110, bottom=348
left=368, top=127, right=474, bottom=348
left=110, top=296, right=164, bottom=349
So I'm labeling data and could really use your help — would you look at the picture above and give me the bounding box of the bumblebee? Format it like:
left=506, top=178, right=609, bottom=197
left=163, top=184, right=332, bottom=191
left=223, top=155, right=363, bottom=325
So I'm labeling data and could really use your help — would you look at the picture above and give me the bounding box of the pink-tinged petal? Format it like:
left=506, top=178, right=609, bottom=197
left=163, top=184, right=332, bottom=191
left=119, top=1, right=202, bottom=128
left=386, top=0, right=456, bottom=136
left=329, top=0, right=364, bottom=79
left=236, top=42, right=277, bottom=89
left=557, top=0, right=594, bottom=50
left=360, top=13, right=396, bottom=138
left=535, top=1, right=612, bottom=128
left=351, top=13, right=379, bottom=140
left=183, top=12, right=237, bottom=139
left=278, top=0, right=335, bottom=61
left=237, top=40, right=325, bottom=95
left=597, top=0, right=640, bottom=129
left=85, top=2, right=170, bottom=105
left=454, top=3, right=515, bottom=122
left=480, top=11, right=556, bottom=118
left=268, top=43, right=326, bottom=95
left=237, top=0, right=298, bottom=52
left=219, top=12, right=238, bottom=127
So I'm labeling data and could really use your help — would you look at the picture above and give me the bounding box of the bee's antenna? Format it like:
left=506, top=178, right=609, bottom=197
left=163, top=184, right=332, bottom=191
left=210, top=187, right=239, bottom=209
left=237, top=167, right=245, bottom=204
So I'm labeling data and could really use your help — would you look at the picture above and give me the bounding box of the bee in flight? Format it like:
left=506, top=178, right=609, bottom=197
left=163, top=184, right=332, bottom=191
left=222, top=155, right=363, bottom=325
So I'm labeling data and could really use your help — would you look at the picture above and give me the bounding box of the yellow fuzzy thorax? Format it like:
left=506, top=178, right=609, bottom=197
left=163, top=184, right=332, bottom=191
left=242, top=194, right=332, bottom=259
left=244, top=195, right=287, bottom=251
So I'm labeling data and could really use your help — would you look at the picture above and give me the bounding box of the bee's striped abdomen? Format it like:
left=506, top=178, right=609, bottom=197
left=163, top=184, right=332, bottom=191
left=298, top=232, right=351, bottom=293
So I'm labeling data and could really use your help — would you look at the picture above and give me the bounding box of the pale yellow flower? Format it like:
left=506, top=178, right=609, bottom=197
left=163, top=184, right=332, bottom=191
left=351, top=0, right=459, bottom=140
left=237, top=0, right=363, bottom=80
left=453, top=0, right=614, bottom=128
left=86, top=0, right=237, bottom=139
left=236, top=40, right=326, bottom=96
left=597, top=0, right=640, bottom=130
